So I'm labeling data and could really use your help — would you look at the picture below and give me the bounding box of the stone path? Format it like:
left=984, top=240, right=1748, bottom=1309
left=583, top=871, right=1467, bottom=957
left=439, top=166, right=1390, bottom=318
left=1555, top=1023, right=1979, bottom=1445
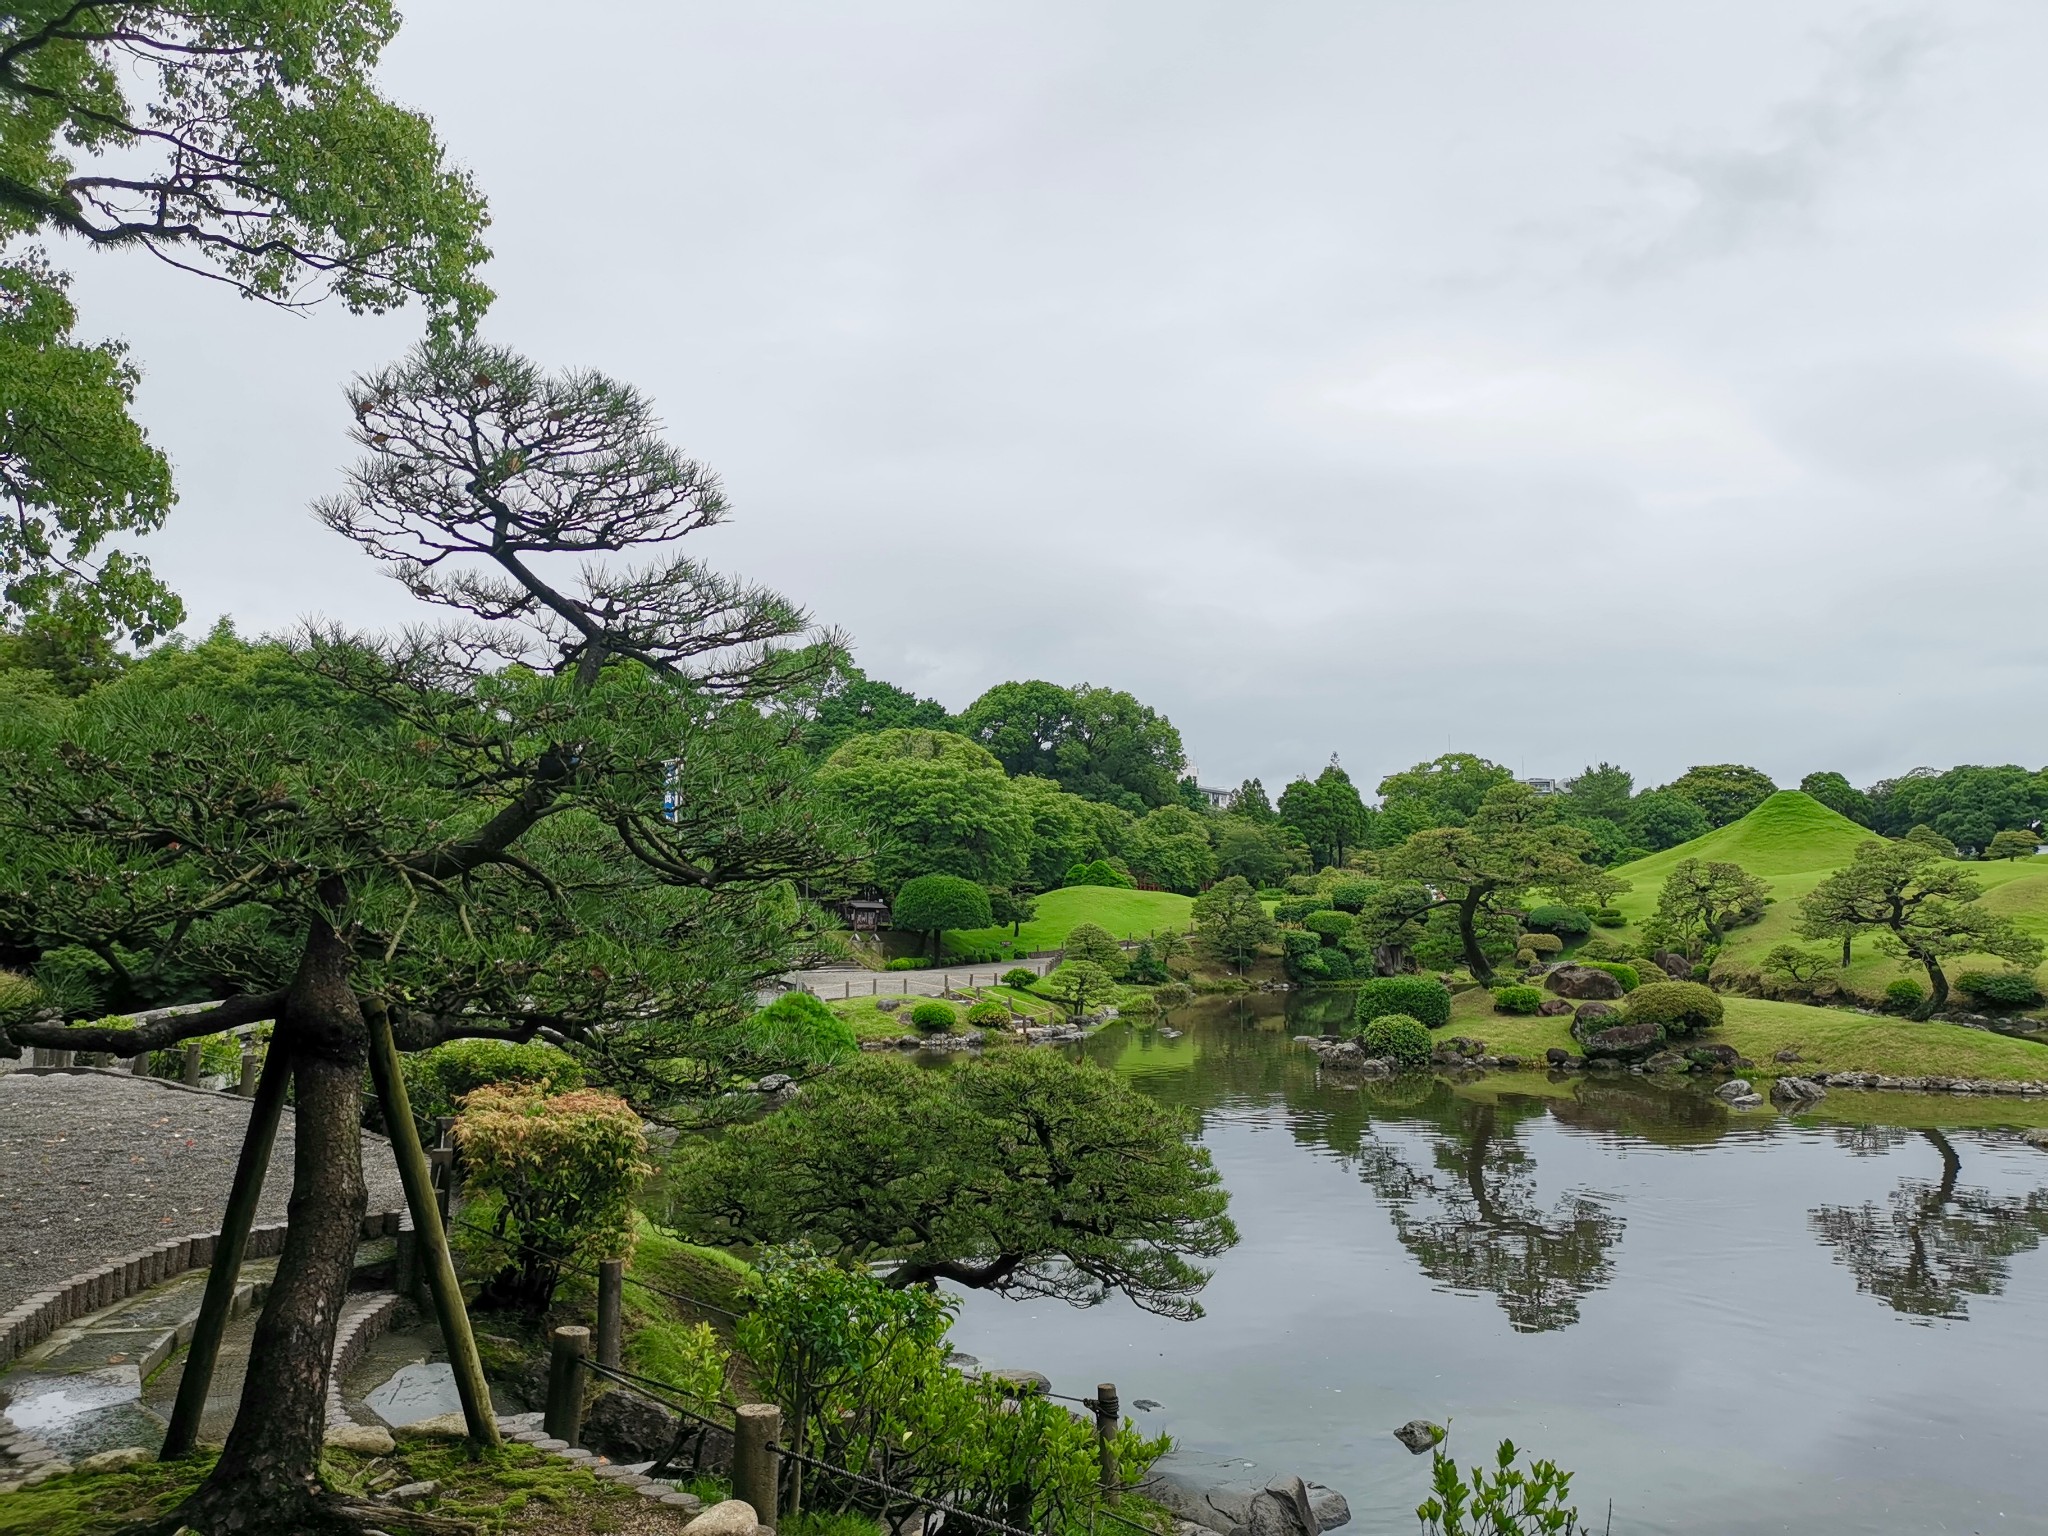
left=0, top=1070, right=404, bottom=1314
left=783, top=954, right=1055, bottom=1002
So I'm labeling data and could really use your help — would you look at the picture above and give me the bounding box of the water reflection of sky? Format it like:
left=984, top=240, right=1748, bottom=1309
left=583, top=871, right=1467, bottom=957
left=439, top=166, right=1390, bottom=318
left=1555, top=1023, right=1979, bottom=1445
left=943, top=1004, right=2048, bottom=1536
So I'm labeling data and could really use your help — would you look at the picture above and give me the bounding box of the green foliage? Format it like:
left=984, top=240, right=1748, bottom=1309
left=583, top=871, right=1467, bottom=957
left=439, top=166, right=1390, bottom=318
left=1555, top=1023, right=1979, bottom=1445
left=1516, top=932, right=1563, bottom=956
left=1277, top=763, right=1374, bottom=866
left=1192, top=876, right=1280, bottom=972
left=987, top=887, right=1039, bottom=934
left=1626, top=790, right=1711, bottom=852
left=679, top=1053, right=1236, bottom=1317
left=1956, top=971, right=2043, bottom=1007
left=747, top=991, right=859, bottom=1067
left=958, top=680, right=1187, bottom=810
left=1358, top=1012, right=1432, bottom=1069
left=1522, top=904, right=1591, bottom=936
left=1759, top=945, right=1837, bottom=989
left=1125, top=804, right=1217, bottom=894
left=1304, top=910, right=1356, bottom=946
left=1987, top=830, right=2041, bottom=862
left=1041, top=959, right=1120, bottom=1017
left=789, top=662, right=953, bottom=761
left=1353, top=975, right=1454, bottom=1031
left=1867, top=764, right=2048, bottom=851
left=893, top=874, right=995, bottom=954
left=1491, top=985, right=1544, bottom=1015
left=1592, top=908, right=1626, bottom=927
left=1574, top=935, right=1636, bottom=962
left=1063, top=920, right=1128, bottom=975
left=401, top=1038, right=585, bottom=1126
left=1214, top=815, right=1309, bottom=887
left=1065, top=858, right=1136, bottom=888
left=1663, top=764, right=1778, bottom=828
left=1153, top=981, right=1192, bottom=1011
left=455, top=1085, right=653, bottom=1312
left=909, top=1001, right=956, bottom=1034
left=1884, top=977, right=1927, bottom=1013
left=818, top=735, right=1030, bottom=891
left=1123, top=940, right=1169, bottom=984
left=1800, top=771, right=1874, bottom=827
left=1328, top=877, right=1377, bottom=913
left=1274, top=895, right=1324, bottom=924
left=625, top=1316, right=730, bottom=1410
left=1416, top=1437, right=1580, bottom=1536
left=1622, top=981, right=1724, bottom=1036
left=1649, top=858, right=1770, bottom=952
left=1002, top=967, right=1038, bottom=988
left=1905, top=824, right=1959, bottom=858
left=1375, top=753, right=1516, bottom=834
left=885, top=956, right=930, bottom=971
left=737, top=1250, right=1170, bottom=1535
left=1575, top=960, right=1641, bottom=992
left=964, top=1000, right=1011, bottom=1028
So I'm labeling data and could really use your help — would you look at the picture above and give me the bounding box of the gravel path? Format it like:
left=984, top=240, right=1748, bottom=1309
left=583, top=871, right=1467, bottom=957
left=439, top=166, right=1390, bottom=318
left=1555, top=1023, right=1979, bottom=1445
left=0, top=1071, right=404, bottom=1314
left=782, top=955, right=1055, bottom=1001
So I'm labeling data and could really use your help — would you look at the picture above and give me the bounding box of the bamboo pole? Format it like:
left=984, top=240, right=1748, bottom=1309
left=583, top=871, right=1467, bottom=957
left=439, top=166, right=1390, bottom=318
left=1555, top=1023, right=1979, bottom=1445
left=160, top=1039, right=291, bottom=1459
left=365, top=1008, right=500, bottom=1447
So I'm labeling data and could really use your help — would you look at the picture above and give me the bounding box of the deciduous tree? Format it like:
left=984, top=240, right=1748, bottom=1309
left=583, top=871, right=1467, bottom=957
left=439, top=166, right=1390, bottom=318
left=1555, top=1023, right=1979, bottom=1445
left=1124, top=804, right=1217, bottom=894
left=892, top=875, right=993, bottom=957
left=958, top=680, right=1186, bottom=810
left=1988, top=829, right=2041, bottom=862
left=1646, top=858, right=1770, bottom=955
left=815, top=730, right=1030, bottom=891
left=1799, top=771, right=1874, bottom=827
left=1662, top=764, right=1777, bottom=828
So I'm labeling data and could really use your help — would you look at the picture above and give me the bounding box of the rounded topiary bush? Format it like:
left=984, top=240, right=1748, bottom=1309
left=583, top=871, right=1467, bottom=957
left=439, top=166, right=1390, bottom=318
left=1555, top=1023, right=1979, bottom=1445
left=1577, top=960, right=1641, bottom=992
left=1304, top=910, right=1356, bottom=946
left=885, top=956, right=927, bottom=971
left=1491, top=985, right=1545, bottom=1015
left=1623, top=980, right=1724, bottom=1036
left=1274, top=896, right=1324, bottom=925
left=964, top=1000, right=1011, bottom=1028
left=909, top=1001, right=956, bottom=1034
left=1002, top=967, right=1038, bottom=989
left=1328, top=878, right=1377, bottom=913
left=1518, top=933, right=1564, bottom=956
left=1957, top=970, right=2044, bottom=1008
left=1514, top=947, right=1540, bottom=966
left=1883, top=977, right=1926, bottom=1013
left=1318, top=948, right=1356, bottom=981
left=1592, top=908, right=1627, bottom=927
left=1523, top=904, right=1592, bottom=937
left=1353, top=975, right=1454, bottom=1031
left=1359, top=1012, right=1432, bottom=1070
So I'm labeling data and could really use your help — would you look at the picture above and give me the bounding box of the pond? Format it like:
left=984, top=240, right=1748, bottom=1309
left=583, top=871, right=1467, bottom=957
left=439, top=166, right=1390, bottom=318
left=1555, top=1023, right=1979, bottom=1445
left=941, top=993, right=2048, bottom=1536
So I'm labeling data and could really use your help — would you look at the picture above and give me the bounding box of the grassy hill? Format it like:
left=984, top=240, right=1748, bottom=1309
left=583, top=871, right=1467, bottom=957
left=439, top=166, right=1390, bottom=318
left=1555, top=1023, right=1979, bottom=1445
left=1596, top=790, right=2048, bottom=999
left=948, top=885, right=1193, bottom=954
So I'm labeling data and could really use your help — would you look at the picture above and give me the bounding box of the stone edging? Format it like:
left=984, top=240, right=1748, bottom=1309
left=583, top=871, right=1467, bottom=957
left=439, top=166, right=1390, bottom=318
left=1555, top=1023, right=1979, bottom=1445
left=499, top=1418, right=706, bottom=1514
left=325, top=1292, right=403, bottom=1430
left=0, top=1209, right=404, bottom=1372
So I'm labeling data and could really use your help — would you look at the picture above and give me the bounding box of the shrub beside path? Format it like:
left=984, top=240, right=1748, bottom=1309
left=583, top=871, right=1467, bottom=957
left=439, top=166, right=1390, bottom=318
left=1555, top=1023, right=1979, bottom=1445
left=0, top=1071, right=403, bottom=1315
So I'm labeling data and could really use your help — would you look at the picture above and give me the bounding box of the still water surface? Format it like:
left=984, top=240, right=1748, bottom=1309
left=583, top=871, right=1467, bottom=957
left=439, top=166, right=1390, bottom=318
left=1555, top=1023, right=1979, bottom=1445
left=943, top=995, right=2048, bottom=1536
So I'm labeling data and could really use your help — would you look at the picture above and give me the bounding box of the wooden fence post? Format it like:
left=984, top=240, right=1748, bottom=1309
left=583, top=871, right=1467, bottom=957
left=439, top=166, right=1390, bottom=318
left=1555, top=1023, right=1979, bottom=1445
left=237, top=1046, right=259, bottom=1097
left=181, top=1042, right=203, bottom=1086
left=733, top=1402, right=782, bottom=1529
left=545, top=1325, right=589, bottom=1447
left=1095, top=1382, right=1120, bottom=1502
left=596, top=1259, right=624, bottom=1372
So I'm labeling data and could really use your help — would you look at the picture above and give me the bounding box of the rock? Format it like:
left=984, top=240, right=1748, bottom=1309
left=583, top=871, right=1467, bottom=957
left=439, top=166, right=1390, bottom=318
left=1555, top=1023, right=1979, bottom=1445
left=1535, top=999, right=1573, bottom=1017
left=386, top=1481, right=439, bottom=1508
left=1249, top=1476, right=1322, bottom=1536
left=1571, top=1019, right=1665, bottom=1061
left=2022, top=1128, right=2048, bottom=1149
left=1573, top=1000, right=1621, bottom=1026
left=405, top=1412, right=470, bottom=1440
left=1772, top=1077, right=1827, bottom=1106
left=365, top=1361, right=464, bottom=1428
left=755, top=1073, right=792, bottom=1093
left=1774, top=1047, right=1804, bottom=1064
left=1641, top=1050, right=1687, bottom=1074
left=1683, top=1043, right=1741, bottom=1072
left=1545, top=966, right=1626, bottom=1000
left=682, top=1499, right=761, bottom=1536
left=585, top=1386, right=679, bottom=1462
left=985, top=1368, right=1051, bottom=1397
left=326, top=1424, right=397, bottom=1455
left=1394, top=1419, right=1445, bottom=1455
left=1545, top=1047, right=1572, bottom=1067
left=1713, top=1079, right=1754, bottom=1103
left=1654, top=951, right=1693, bottom=979
left=77, top=1447, right=153, bottom=1473
left=1139, top=1464, right=1351, bottom=1534
left=1729, top=1093, right=1765, bottom=1109
left=875, top=997, right=902, bottom=1011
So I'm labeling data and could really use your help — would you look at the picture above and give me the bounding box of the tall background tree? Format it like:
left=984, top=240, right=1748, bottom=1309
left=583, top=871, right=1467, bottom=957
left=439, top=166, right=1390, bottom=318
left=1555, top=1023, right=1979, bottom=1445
left=813, top=729, right=1031, bottom=892
left=1799, top=770, right=1875, bottom=827
left=1277, top=760, right=1372, bottom=867
left=1864, top=764, right=2048, bottom=853
left=957, top=679, right=1186, bottom=811
left=1370, top=753, right=1514, bottom=846
left=0, top=340, right=847, bottom=1535
left=785, top=660, right=952, bottom=761
left=0, top=0, right=491, bottom=643
left=1661, top=764, right=1777, bottom=828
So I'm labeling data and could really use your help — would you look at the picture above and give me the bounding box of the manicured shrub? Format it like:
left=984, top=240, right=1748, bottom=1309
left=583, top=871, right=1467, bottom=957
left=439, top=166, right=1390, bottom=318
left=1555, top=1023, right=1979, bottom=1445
left=1002, top=967, right=1038, bottom=989
left=1491, top=985, right=1545, bottom=1015
left=1064, top=859, right=1135, bottom=889
left=1956, top=970, right=2043, bottom=1007
left=402, top=1038, right=585, bottom=1125
left=1592, top=909, right=1627, bottom=927
left=1327, top=878, right=1377, bottom=914
left=1318, top=948, right=1356, bottom=981
left=1358, top=1012, right=1432, bottom=1070
left=894, top=874, right=993, bottom=952
left=1123, top=941, right=1169, bottom=984
left=456, top=1085, right=652, bottom=1311
left=1041, top=959, right=1119, bottom=1017
left=1622, top=981, right=1723, bottom=1037
left=965, top=1000, right=1011, bottom=1028
left=1290, top=947, right=1332, bottom=983
left=1274, top=896, right=1324, bottom=925
left=746, top=992, right=858, bottom=1065
left=1517, top=933, right=1564, bottom=956
left=885, top=956, right=928, bottom=971
left=1576, top=936, right=1636, bottom=962
left=1883, top=978, right=1926, bottom=1013
left=1353, top=975, right=1454, bottom=1032
left=910, top=1001, right=957, bottom=1033
left=1304, top=910, right=1355, bottom=946
left=1523, top=904, right=1591, bottom=937
left=1063, top=922, right=1127, bottom=975
left=1514, top=948, right=1539, bottom=965
left=1255, top=887, right=1289, bottom=901
left=1576, top=960, right=1641, bottom=992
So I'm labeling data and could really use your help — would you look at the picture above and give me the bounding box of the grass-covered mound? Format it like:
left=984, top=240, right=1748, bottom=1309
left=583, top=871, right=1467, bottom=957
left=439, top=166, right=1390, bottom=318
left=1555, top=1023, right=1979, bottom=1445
left=949, top=885, right=1192, bottom=953
left=1609, top=790, right=1873, bottom=885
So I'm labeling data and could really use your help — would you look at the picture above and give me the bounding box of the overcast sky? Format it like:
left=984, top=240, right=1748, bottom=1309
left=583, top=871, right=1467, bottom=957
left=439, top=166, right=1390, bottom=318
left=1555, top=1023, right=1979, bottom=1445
left=60, top=0, right=2048, bottom=797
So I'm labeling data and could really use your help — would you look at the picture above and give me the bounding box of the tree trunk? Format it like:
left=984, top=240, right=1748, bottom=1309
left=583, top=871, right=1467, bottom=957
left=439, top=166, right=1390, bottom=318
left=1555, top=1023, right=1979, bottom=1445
left=1916, top=958, right=1948, bottom=1020
left=1842, top=934, right=1852, bottom=967
left=1459, top=893, right=1493, bottom=983
left=173, top=916, right=370, bottom=1534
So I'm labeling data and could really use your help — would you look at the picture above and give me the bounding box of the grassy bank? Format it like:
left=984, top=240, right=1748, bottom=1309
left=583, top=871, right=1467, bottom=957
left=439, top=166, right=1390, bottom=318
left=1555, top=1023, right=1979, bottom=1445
left=948, top=885, right=1192, bottom=954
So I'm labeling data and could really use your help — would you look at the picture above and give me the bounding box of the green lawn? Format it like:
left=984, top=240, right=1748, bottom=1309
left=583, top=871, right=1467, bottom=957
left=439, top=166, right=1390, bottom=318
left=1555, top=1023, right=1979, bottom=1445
left=1440, top=987, right=2048, bottom=1082
left=1590, top=790, right=2048, bottom=1000
left=949, top=885, right=1193, bottom=954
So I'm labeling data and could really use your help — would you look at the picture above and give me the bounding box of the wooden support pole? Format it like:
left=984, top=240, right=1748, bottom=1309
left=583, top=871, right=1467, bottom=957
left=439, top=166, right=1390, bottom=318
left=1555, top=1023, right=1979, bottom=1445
left=733, top=1402, right=782, bottom=1529
left=237, top=1047, right=259, bottom=1097
left=596, top=1259, right=624, bottom=1373
left=181, top=1042, right=204, bottom=1086
left=544, top=1325, right=589, bottom=1446
left=128, top=1052, right=149, bottom=1076
left=366, top=1008, right=500, bottom=1448
left=160, top=1040, right=291, bottom=1459
left=1095, top=1382, right=1120, bottom=1502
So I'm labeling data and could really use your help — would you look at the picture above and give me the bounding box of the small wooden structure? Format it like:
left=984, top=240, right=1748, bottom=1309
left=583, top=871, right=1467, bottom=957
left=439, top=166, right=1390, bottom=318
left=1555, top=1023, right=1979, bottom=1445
left=840, top=898, right=890, bottom=932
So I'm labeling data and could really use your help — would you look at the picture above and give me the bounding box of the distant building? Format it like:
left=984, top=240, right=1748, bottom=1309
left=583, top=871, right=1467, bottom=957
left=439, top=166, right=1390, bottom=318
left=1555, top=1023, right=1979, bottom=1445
left=1521, top=776, right=1563, bottom=796
left=1197, top=784, right=1233, bottom=809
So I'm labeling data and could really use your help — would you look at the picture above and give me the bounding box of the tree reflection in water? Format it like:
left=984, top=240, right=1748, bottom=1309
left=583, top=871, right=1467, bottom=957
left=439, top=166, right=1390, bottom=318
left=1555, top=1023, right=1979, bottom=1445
left=1350, top=1096, right=1622, bottom=1333
left=1810, top=1129, right=2048, bottom=1322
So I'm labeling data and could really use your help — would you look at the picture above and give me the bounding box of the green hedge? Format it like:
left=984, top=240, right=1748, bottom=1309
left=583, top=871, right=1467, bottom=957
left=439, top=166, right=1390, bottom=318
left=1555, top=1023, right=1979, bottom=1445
left=1353, top=976, right=1453, bottom=1031
left=1622, top=981, right=1723, bottom=1036
left=1358, top=1012, right=1432, bottom=1069
left=1491, top=985, right=1545, bottom=1015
